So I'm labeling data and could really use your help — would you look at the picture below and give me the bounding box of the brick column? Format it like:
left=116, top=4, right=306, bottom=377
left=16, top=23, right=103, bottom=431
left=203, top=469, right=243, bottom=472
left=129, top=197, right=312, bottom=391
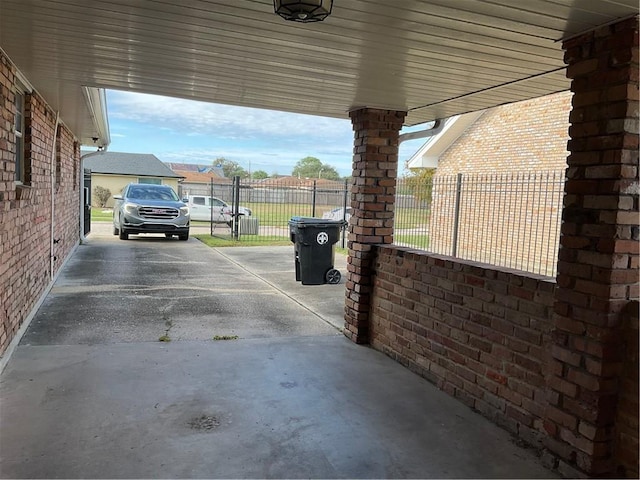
left=344, top=108, right=406, bottom=344
left=544, top=16, right=639, bottom=477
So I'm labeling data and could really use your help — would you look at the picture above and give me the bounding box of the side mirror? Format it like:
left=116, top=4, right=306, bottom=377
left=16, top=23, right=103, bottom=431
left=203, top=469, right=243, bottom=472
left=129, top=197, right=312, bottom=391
left=182, top=197, right=188, bottom=203
left=113, top=194, right=123, bottom=200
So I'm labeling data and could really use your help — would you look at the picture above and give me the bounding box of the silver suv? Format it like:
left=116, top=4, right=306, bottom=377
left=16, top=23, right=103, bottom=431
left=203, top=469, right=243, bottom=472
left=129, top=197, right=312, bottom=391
left=113, top=184, right=190, bottom=240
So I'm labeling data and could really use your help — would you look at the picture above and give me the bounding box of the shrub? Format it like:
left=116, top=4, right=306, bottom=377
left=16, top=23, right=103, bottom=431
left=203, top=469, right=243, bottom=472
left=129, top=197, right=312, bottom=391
left=93, top=186, right=111, bottom=207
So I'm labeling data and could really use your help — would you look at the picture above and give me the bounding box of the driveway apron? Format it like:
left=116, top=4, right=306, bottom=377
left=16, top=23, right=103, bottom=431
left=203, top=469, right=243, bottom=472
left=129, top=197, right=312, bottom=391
left=0, top=227, right=556, bottom=479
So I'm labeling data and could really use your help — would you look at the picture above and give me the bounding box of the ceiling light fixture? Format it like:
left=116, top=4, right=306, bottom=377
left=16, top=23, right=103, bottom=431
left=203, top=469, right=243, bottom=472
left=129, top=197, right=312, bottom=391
left=274, top=0, right=333, bottom=23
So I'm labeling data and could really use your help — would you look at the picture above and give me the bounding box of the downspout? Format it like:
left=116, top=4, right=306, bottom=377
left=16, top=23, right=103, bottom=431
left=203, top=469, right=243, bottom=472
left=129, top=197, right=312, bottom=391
left=79, top=86, right=110, bottom=243
left=398, top=119, right=444, bottom=144
left=50, top=112, right=60, bottom=280
left=79, top=148, right=107, bottom=243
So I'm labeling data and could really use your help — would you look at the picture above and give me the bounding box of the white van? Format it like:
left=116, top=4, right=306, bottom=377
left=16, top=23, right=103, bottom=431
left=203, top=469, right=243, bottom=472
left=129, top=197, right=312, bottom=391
left=183, top=195, right=251, bottom=224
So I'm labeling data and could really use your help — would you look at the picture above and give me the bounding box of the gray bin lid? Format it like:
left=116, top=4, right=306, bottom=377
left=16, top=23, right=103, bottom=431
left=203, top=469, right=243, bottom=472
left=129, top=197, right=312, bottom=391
left=288, top=216, right=346, bottom=228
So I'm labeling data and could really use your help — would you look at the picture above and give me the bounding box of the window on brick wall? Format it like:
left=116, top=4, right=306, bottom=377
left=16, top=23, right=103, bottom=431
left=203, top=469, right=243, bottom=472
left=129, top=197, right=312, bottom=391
left=13, top=88, right=26, bottom=183
left=73, top=141, right=79, bottom=190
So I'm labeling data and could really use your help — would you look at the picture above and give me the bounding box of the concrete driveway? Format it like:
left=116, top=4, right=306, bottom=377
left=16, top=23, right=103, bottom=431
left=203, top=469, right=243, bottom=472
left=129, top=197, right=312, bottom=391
left=0, top=226, right=556, bottom=479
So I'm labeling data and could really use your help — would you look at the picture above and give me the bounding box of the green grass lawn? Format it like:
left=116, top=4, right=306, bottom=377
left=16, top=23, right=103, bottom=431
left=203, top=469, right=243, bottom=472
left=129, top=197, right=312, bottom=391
left=194, top=234, right=292, bottom=247
left=393, top=233, right=430, bottom=249
left=91, top=207, right=113, bottom=222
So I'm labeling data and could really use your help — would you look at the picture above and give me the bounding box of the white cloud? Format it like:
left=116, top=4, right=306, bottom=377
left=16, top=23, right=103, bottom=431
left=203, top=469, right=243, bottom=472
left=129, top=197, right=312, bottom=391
left=106, top=90, right=425, bottom=177
left=108, top=90, right=352, bottom=142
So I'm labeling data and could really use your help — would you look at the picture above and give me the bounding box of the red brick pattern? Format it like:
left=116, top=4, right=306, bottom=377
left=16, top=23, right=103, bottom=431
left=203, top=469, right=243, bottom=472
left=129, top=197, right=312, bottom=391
left=370, top=245, right=554, bottom=447
left=436, top=91, right=572, bottom=175
left=428, top=93, right=571, bottom=277
left=543, top=16, right=639, bottom=477
left=613, top=301, right=639, bottom=479
left=0, top=50, right=81, bottom=356
left=344, top=108, right=406, bottom=344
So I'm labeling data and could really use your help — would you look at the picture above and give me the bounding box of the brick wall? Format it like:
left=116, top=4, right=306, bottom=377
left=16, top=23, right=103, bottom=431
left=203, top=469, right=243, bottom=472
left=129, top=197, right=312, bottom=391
left=613, top=301, right=639, bottom=478
left=425, top=92, right=571, bottom=277
left=435, top=91, right=572, bottom=175
left=0, top=50, right=81, bottom=356
left=54, top=126, right=80, bottom=258
left=345, top=108, right=406, bottom=344
left=542, top=16, right=639, bottom=477
left=370, top=245, right=555, bottom=447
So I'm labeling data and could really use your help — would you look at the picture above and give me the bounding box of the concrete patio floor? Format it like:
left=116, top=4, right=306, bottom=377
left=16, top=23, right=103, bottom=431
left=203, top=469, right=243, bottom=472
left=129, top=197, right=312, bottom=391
left=0, top=224, right=557, bottom=479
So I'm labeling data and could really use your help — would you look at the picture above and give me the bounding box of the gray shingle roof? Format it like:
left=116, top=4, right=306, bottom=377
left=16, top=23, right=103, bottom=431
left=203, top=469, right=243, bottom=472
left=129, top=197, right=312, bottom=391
left=83, top=152, right=182, bottom=178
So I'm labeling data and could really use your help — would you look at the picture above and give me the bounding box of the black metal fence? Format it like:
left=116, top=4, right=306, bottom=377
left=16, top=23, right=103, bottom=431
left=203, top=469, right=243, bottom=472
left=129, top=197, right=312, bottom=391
left=184, top=171, right=565, bottom=277
left=182, top=177, right=350, bottom=245
left=399, top=171, right=565, bottom=277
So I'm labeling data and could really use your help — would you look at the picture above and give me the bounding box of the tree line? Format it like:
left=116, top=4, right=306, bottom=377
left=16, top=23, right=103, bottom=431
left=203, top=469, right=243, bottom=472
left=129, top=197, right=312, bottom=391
left=214, top=156, right=343, bottom=181
left=213, top=155, right=434, bottom=203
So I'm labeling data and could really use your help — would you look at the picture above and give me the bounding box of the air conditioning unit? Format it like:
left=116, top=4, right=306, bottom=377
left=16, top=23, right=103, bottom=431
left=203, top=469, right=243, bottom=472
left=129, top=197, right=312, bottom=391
left=238, top=217, right=259, bottom=235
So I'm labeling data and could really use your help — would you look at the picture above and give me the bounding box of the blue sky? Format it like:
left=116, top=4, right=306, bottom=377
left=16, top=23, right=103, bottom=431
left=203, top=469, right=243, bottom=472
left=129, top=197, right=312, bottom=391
left=97, top=89, right=427, bottom=178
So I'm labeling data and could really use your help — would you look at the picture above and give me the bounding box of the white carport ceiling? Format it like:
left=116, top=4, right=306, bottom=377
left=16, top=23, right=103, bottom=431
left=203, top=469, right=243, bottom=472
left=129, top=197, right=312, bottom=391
left=0, top=0, right=638, bottom=147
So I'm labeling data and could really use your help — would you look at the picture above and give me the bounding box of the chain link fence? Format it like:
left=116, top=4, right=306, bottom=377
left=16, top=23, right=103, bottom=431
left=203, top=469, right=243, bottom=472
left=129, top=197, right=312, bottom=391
left=183, top=171, right=565, bottom=277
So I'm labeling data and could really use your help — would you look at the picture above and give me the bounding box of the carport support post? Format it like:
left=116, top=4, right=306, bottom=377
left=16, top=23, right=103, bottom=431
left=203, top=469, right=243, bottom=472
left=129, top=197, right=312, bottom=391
left=344, top=108, right=406, bottom=344
left=543, top=16, right=639, bottom=477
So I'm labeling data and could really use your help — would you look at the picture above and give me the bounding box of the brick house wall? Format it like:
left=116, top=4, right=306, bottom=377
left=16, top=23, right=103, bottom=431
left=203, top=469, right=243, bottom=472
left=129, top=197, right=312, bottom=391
left=0, top=50, right=81, bottom=357
left=428, top=92, right=572, bottom=277
left=435, top=91, right=573, bottom=175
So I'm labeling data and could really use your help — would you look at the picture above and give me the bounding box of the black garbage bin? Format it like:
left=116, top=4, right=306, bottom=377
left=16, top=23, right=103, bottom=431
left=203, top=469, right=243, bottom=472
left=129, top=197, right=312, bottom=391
left=288, top=216, right=346, bottom=285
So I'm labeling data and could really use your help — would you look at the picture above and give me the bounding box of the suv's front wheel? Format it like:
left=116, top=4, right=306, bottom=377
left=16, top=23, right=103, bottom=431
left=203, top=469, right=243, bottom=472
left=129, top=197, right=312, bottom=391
left=119, top=227, right=129, bottom=240
left=178, top=231, right=189, bottom=241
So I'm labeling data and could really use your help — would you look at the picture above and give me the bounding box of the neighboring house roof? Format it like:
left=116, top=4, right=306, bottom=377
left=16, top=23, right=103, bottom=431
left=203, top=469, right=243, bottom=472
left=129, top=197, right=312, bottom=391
left=177, top=171, right=232, bottom=184
left=84, top=152, right=183, bottom=178
left=406, top=111, right=485, bottom=170
left=165, top=162, right=225, bottom=178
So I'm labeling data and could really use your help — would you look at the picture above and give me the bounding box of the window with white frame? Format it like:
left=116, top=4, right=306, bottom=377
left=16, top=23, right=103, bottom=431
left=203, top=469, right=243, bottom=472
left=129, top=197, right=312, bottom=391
left=14, top=89, right=25, bottom=182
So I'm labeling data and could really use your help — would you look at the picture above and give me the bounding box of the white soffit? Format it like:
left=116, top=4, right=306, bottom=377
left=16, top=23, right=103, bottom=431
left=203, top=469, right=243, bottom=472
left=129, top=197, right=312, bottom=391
left=0, top=0, right=637, bottom=147
left=407, top=111, right=485, bottom=169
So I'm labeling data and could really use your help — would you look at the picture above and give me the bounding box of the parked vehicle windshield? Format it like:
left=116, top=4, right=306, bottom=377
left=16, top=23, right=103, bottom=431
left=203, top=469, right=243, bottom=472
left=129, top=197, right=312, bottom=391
left=128, top=185, right=180, bottom=201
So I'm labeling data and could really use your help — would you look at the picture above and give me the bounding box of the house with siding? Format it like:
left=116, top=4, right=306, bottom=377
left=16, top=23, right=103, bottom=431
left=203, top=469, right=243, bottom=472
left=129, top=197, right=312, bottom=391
left=84, top=152, right=183, bottom=207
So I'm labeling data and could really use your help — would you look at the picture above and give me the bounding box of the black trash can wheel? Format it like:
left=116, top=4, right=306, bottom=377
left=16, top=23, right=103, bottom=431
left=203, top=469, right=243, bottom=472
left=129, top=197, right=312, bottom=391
left=325, top=269, right=341, bottom=284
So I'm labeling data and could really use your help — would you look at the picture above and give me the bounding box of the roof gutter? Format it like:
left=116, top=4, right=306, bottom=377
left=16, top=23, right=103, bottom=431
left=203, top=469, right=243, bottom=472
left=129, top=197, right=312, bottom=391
left=82, top=86, right=110, bottom=149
